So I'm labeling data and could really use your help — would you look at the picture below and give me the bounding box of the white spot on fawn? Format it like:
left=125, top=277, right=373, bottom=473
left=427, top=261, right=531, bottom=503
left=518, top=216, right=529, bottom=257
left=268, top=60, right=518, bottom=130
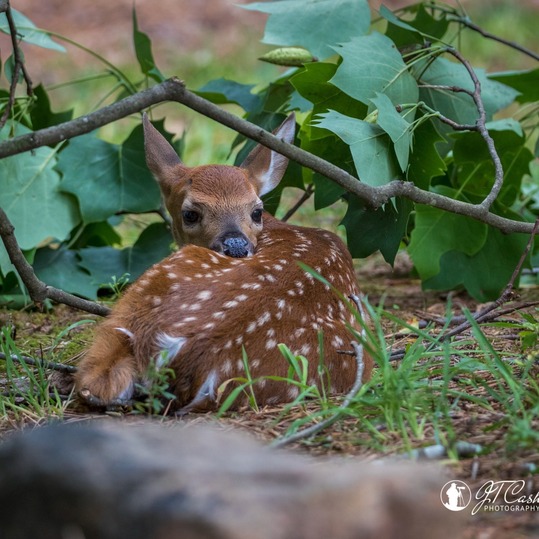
left=257, top=312, right=271, bottom=327
left=197, top=290, right=212, bottom=300
left=152, top=296, right=162, bottom=307
left=167, top=272, right=178, bottom=279
left=224, top=300, right=239, bottom=309
left=266, top=339, right=277, bottom=350
left=222, top=360, right=233, bottom=375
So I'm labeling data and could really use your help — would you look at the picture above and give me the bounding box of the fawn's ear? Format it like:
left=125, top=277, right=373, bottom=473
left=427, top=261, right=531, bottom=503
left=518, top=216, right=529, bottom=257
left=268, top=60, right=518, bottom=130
left=240, top=113, right=296, bottom=197
left=143, top=113, right=185, bottom=196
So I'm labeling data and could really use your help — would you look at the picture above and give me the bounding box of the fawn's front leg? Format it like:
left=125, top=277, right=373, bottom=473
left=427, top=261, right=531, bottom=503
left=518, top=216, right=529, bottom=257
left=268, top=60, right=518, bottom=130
left=75, top=321, right=138, bottom=403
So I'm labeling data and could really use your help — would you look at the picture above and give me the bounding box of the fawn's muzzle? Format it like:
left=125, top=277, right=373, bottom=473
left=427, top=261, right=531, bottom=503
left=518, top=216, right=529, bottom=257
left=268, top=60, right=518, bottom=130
left=216, top=234, right=252, bottom=258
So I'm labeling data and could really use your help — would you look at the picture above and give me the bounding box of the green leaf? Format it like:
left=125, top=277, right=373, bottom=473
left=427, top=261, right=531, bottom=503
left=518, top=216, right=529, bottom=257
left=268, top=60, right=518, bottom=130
left=78, top=223, right=173, bottom=291
left=316, top=110, right=399, bottom=186
left=406, top=117, right=446, bottom=189
left=291, top=62, right=367, bottom=135
left=381, top=4, right=449, bottom=46
left=30, top=85, right=73, bottom=130
left=423, top=225, right=528, bottom=301
left=490, top=68, right=539, bottom=104
left=0, top=123, right=80, bottom=250
left=33, top=248, right=97, bottom=300
left=331, top=32, right=419, bottom=106
left=58, top=123, right=163, bottom=224
left=0, top=9, right=66, bottom=52
left=342, top=196, right=412, bottom=265
left=4, top=54, right=23, bottom=84
left=243, top=0, right=370, bottom=59
left=197, top=79, right=262, bottom=112
left=417, top=57, right=518, bottom=126
left=408, top=187, right=488, bottom=281
left=371, top=92, right=413, bottom=172
left=132, top=8, right=165, bottom=82
left=452, top=125, right=532, bottom=207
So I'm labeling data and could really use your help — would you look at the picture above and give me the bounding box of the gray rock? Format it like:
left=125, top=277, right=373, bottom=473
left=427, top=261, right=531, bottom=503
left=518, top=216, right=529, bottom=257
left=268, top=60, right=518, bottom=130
left=0, top=421, right=463, bottom=539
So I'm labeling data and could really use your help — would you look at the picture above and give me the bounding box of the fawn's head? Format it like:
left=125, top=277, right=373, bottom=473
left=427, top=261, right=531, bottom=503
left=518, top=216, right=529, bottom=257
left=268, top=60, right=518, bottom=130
left=143, top=113, right=295, bottom=258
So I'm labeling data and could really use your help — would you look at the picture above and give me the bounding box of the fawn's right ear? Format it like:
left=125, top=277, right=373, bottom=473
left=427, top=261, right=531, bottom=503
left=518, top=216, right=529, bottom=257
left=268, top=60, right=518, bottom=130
left=143, top=113, right=185, bottom=196
left=241, top=113, right=296, bottom=197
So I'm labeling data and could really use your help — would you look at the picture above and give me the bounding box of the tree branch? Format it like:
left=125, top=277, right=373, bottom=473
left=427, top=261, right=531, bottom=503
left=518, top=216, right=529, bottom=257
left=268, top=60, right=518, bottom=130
left=0, top=78, right=535, bottom=236
left=0, top=207, right=110, bottom=316
left=444, top=47, right=504, bottom=212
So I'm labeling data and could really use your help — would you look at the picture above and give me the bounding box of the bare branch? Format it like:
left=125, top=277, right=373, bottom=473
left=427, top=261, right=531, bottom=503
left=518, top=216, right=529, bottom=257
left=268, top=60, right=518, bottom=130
left=0, top=207, right=110, bottom=316
left=0, top=78, right=535, bottom=236
left=452, top=15, right=539, bottom=62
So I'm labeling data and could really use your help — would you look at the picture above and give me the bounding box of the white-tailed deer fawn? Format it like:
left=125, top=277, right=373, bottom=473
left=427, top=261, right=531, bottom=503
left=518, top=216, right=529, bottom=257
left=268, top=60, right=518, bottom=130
left=75, top=113, right=372, bottom=412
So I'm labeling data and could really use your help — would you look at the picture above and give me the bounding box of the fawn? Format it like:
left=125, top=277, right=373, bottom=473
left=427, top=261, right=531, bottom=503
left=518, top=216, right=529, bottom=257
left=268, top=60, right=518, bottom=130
left=75, top=113, right=372, bottom=412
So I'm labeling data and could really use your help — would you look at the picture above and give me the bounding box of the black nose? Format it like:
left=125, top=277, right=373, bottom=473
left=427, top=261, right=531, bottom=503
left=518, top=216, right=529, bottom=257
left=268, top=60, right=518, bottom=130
left=222, top=236, right=250, bottom=258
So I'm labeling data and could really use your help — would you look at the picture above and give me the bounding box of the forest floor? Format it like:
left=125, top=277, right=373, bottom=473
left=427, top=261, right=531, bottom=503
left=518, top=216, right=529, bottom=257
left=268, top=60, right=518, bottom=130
left=1, top=256, right=539, bottom=538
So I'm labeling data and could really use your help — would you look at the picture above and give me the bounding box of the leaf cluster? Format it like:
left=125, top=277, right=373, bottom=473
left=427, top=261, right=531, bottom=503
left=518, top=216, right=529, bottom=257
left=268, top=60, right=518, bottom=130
left=0, top=1, right=538, bottom=304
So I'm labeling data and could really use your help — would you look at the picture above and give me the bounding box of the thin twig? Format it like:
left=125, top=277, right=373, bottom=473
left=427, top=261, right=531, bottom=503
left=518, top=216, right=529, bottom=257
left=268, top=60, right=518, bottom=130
left=0, top=3, right=34, bottom=130
left=0, top=351, right=77, bottom=374
left=281, top=183, right=314, bottom=222
left=271, top=295, right=367, bottom=448
left=452, top=16, right=539, bottom=62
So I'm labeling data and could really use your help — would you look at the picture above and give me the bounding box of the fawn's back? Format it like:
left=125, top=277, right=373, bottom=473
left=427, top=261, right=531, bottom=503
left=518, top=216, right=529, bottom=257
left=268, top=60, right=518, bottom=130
left=75, top=114, right=372, bottom=412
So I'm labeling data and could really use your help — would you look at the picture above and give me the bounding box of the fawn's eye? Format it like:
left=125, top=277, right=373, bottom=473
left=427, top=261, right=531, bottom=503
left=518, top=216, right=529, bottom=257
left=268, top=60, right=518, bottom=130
left=251, top=208, right=263, bottom=224
left=182, top=210, right=200, bottom=225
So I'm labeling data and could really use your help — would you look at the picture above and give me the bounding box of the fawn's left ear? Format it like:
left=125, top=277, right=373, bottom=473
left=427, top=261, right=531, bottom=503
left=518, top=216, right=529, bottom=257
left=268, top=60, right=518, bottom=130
left=240, top=113, right=296, bottom=197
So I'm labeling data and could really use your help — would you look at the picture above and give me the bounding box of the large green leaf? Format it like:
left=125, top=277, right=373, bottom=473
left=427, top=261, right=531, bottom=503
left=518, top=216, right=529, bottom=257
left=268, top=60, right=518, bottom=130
left=0, top=124, right=80, bottom=251
left=342, top=196, right=412, bottom=264
left=423, top=225, right=528, bottom=301
left=0, top=9, right=65, bottom=52
left=78, top=223, right=173, bottom=293
left=57, top=124, right=162, bottom=224
left=331, top=32, right=419, bottom=106
left=243, top=0, right=370, bottom=60
left=316, top=110, right=399, bottom=187
left=408, top=187, right=488, bottom=281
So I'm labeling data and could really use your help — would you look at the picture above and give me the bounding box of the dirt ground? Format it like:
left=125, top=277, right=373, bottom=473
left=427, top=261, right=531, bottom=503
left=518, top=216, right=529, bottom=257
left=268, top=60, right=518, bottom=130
left=1, top=1, right=539, bottom=537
